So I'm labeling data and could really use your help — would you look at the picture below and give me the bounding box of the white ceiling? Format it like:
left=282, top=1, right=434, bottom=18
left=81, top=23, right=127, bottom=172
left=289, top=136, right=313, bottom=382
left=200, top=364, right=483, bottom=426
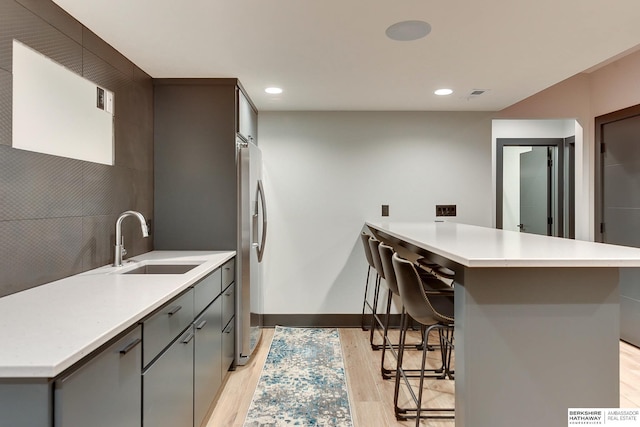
left=52, top=0, right=640, bottom=112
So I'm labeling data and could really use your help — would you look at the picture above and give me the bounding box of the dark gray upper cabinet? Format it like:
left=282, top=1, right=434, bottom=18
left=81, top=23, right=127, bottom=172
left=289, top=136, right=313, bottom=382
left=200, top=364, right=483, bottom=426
left=153, top=79, right=257, bottom=251
left=238, top=89, right=258, bottom=143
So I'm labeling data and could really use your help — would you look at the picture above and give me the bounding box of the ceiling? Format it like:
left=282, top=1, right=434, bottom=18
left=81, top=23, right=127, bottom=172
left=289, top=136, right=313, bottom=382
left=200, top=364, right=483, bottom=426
left=51, top=0, right=640, bottom=112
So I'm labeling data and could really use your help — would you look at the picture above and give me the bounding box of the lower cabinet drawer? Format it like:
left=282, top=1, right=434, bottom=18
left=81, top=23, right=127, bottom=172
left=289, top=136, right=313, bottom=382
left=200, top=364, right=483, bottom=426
left=221, top=283, right=235, bottom=328
left=143, top=327, right=194, bottom=427
left=222, top=317, right=235, bottom=373
left=143, top=289, right=194, bottom=367
left=221, top=259, right=235, bottom=291
left=194, top=269, right=221, bottom=316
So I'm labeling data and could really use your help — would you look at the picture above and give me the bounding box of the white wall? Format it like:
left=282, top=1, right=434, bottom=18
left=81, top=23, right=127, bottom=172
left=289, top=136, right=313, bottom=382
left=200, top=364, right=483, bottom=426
left=258, top=111, right=494, bottom=314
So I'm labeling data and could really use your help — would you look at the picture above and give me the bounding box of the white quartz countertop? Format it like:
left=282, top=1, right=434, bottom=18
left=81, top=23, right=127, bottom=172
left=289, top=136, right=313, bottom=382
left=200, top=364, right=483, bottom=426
left=0, top=251, right=235, bottom=378
left=366, top=221, right=640, bottom=267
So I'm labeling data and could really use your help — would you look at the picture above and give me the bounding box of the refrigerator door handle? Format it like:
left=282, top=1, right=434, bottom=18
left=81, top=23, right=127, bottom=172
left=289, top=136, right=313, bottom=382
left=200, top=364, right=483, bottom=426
left=256, top=179, right=267, bottom=262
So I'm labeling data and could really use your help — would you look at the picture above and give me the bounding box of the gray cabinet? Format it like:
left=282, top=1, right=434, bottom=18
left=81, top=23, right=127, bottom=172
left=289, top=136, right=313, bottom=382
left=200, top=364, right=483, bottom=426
left=154, top=79, right=257, bottom=252
left=142, top=327, right=194, bottom=427
left=54, top=326, right=142, bottom=427
left=141, top=288, right=195, bottom=427
left=142, top=262, right=235, bottom=427
left=194, top=298, right=223, bottom=427
left=0, top=260, right=235, bottom=427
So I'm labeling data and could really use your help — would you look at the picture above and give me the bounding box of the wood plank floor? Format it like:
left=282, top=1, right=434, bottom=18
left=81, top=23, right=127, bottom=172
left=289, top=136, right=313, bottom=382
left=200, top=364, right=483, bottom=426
left=206, top=328, right=640, bottom=427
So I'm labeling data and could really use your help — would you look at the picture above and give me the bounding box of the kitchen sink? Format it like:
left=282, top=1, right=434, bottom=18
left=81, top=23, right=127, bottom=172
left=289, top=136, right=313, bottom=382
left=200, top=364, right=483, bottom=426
left=121, top=263, right=202, bottom=275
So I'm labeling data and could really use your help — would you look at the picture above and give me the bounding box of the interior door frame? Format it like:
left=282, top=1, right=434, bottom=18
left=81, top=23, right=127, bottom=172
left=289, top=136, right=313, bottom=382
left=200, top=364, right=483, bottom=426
left=566, top=136, right=575, bottom=239
left=496, top=138, right=565, bottom=235
left=594, top=103, right=640, bottom=242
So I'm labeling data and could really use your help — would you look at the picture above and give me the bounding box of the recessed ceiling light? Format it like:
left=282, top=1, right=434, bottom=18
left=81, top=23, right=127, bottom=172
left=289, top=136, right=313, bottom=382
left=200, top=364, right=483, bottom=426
left=434, top=88, right=453, bottom=96
left=386, top=20, right=431, bottom=41
left=265, top=87, right=283, bottom=94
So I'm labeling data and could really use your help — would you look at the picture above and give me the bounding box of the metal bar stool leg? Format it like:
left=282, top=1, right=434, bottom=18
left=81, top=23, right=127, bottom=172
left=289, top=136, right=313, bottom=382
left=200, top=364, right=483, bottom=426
left=369, top=274, right=384, bottom=349
left=413, top=325, right=454, bottom=426
left=381, top=288, right=394, bottom=378
left=361, top=265, right=372, bottom=331
left=393, top=308, right=409, bottom=418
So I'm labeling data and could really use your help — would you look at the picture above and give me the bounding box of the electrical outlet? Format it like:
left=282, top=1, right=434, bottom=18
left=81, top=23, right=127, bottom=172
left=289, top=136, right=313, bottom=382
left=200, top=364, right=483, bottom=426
left=436, top=204, right=456, bottom=217
left=381, top=204, right=389, bottom=217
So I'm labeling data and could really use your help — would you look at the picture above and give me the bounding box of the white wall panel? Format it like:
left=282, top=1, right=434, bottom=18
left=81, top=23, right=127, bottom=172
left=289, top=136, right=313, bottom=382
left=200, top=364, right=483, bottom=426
left=258, top=111, right=494, bottom=314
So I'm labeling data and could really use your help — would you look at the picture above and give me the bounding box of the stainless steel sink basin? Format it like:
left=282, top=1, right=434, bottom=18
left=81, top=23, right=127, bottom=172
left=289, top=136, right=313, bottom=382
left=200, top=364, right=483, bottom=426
left=122, top=264, right=201, bottom=275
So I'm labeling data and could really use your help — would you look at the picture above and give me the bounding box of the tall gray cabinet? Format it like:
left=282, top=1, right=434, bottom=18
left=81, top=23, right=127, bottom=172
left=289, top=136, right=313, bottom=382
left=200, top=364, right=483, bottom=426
left=153, top=78, right=258, bottom=251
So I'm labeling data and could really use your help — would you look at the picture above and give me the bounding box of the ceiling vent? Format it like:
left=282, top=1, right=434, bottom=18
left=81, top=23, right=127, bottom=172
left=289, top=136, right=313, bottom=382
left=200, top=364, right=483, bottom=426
left=462, top=89, right=489, bottom=101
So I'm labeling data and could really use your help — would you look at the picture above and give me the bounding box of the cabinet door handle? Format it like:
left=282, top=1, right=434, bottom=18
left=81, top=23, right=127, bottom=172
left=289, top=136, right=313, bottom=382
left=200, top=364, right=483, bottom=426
left=167, top=305, right=182, bottom=316
left=196, top=320, right=207, bottom=330
left=223, top=324, right=233, bottom=334
left=181, top=331, right=195, bottom=344
left=119, top=338, right=142, bottom=355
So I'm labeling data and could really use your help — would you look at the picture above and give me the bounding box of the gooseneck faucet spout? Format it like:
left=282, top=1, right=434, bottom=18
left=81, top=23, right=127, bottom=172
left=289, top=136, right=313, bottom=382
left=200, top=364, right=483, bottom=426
left=114, top=210, right=150, bottom=267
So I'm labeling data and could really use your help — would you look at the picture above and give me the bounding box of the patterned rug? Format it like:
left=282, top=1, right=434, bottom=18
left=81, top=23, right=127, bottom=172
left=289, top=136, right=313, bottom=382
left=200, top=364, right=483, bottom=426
left=243, top=326, right=354, bottom=427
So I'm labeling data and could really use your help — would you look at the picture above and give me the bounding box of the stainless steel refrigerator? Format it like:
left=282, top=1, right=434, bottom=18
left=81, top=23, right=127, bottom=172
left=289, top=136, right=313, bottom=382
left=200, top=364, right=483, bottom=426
left=236, top=136, right=266, bottom=365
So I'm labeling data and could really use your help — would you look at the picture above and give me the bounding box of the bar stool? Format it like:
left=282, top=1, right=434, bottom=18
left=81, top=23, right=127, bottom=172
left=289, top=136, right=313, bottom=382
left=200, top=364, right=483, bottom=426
left=359, top=232, right=377, bottom=331
left=392, top=253, right=455, bottom=424
left=378, top=243, right=445, bottom=380
left=368, top=236, right=387, bottom=350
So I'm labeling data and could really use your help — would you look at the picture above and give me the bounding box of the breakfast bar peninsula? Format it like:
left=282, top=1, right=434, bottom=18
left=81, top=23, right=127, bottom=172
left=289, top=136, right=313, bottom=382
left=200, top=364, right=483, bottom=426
left=366, top=221, right=640, bottom=427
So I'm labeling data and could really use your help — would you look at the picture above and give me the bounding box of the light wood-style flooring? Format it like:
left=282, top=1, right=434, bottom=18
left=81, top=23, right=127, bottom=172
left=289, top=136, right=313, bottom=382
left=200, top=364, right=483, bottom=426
left=206, top=328, right=640, bottom=427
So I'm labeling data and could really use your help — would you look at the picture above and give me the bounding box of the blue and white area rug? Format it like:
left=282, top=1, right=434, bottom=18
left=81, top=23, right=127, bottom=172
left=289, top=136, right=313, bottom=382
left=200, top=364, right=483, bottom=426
left=243, top=326, right=354, bottom=427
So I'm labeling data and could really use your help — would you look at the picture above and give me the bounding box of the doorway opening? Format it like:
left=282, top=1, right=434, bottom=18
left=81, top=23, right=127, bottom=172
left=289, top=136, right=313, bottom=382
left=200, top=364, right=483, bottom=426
left=496, top=137, right=575, bottom=238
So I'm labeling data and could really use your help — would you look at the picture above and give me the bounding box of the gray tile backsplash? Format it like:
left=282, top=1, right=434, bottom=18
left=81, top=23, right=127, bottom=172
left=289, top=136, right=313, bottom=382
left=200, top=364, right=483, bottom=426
left=0, top=69, right=9, bottom=146
left=0, top=0, right=154, bottom=297
left=0, top=145, right=85, bottom=220
left=0, top=217, right=84, bottom=296
left=0, top=0, right=83, bottom=74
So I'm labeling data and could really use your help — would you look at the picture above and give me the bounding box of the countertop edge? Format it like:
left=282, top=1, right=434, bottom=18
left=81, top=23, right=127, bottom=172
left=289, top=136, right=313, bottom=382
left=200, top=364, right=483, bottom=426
left=366, top=221, right=640, bottom=267
left=0, top=250, right=235, bottom=379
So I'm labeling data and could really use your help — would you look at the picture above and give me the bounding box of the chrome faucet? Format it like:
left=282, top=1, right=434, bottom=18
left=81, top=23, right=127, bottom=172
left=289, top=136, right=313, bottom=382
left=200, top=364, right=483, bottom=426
left=114, top=210, right=150, bottom=267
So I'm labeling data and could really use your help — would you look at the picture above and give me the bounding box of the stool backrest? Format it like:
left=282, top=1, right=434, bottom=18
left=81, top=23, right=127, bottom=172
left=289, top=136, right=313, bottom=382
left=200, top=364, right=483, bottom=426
left=360, top=232, right=375, bottom=269
left=392, top=253, right=454, bottom=325
left=368, top=237, right=385, bottom=279
left=378, top=243, right=399, bottom=295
